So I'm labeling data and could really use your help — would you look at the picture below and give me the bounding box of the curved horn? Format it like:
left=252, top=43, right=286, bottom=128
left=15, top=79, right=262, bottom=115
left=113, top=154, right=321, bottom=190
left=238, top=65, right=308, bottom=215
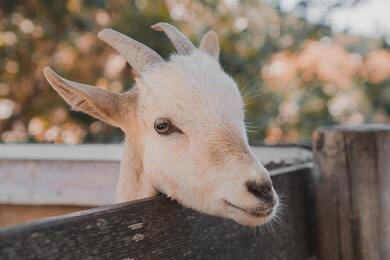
left=98, top=28, right=164, bottom=74
left=151, top=22, right=195, bottom=55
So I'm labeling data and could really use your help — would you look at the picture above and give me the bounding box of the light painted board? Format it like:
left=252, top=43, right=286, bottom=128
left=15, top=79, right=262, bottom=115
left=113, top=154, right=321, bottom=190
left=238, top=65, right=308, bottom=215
left=0, top=144, right=312, bottom=206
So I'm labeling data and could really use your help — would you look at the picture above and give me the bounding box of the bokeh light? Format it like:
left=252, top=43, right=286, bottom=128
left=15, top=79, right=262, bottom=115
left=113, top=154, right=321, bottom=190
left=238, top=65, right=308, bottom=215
left=0, top=0, right=388, bottom=145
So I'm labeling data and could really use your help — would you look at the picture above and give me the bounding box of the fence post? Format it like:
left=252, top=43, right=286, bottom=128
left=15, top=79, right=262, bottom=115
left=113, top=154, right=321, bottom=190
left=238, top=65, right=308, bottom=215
left=313, top=125, right=390, bottom=260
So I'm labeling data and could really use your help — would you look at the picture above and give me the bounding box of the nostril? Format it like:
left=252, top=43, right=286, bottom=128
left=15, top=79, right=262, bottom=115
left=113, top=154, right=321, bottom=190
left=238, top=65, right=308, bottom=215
left=246, top=181, right=274, bottom=203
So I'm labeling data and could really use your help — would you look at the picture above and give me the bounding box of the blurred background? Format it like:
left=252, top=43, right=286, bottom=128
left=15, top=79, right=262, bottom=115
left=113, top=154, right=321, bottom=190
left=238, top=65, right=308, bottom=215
left=0, top=0, right=389, bottom=145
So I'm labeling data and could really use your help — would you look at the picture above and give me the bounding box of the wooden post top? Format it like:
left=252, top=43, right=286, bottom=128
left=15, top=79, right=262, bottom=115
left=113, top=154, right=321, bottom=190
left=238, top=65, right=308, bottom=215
left=316, top=124, right=390, bottom=132
left=313, top=123, right=390, bottom=260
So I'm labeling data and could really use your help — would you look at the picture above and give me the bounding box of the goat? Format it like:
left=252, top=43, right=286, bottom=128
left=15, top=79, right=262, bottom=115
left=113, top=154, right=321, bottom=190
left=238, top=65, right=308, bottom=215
left=43, top=22, right=279, bottom=227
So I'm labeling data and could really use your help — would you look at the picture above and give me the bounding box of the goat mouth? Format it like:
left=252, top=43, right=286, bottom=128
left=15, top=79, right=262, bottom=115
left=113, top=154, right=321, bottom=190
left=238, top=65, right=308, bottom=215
left=223, top=200, right=273, bottom=218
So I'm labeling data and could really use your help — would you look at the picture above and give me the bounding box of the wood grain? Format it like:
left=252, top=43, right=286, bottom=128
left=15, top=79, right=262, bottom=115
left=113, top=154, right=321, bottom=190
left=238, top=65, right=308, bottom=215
left=0, top=169, right=314, bottom=260
left=313, top=125, right=390, bottom=260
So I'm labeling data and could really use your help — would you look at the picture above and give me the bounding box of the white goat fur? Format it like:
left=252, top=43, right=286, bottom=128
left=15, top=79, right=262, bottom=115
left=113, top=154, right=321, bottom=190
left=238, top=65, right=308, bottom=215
left=44, top=23, right=279, bottom=227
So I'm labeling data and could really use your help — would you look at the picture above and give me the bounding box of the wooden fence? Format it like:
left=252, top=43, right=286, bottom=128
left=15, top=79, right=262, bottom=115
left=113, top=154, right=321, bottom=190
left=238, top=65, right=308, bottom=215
left=313, top=125, right=390, bottom=260
left=0, top=168, right=314, bottom=259
left=0, top=125, right=388, bottom=259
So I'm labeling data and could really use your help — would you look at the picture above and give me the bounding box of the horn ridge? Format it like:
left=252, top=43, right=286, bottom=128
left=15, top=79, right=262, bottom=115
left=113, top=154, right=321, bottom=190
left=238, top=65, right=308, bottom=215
left=151, top=22, right=195, bottom=55
left=98, top=28, right=163, bottom=74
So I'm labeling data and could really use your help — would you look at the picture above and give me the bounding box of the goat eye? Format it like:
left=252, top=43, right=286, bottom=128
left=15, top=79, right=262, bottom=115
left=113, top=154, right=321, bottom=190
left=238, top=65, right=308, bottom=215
left=154, top=118, right=174, bottom=135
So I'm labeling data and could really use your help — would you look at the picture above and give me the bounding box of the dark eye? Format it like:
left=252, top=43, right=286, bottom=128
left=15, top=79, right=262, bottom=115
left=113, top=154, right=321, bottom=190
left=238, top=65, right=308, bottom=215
left=154, top=118, right=175, bottom=135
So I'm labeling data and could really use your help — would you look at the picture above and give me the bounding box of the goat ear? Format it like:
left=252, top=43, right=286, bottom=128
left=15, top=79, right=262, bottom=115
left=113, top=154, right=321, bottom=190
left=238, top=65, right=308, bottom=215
left=43, top=67, right=128, bottom=128
left=199, top=30, right=220, bottom=60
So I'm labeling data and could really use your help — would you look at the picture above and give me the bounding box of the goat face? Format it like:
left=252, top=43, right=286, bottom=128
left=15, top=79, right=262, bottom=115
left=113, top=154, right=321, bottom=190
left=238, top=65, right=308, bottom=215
left=140, top=52, right=279, bottom=226
left=44, top=23, right=279, bottom=227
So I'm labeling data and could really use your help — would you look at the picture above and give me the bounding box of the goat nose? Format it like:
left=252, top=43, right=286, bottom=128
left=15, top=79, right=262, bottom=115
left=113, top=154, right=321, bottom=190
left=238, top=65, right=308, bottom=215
left=246, top=181, right=274, bottom=204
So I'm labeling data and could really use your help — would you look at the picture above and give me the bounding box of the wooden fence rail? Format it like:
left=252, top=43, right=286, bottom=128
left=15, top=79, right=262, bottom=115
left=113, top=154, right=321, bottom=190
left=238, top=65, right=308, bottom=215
left=0, top=167, right=314, bottom=260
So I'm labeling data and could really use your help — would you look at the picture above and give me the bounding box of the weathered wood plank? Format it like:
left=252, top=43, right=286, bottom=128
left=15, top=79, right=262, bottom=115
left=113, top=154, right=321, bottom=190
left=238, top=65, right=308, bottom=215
left=376, top=130, right=390, bottom=259
left=0, top=169, right=314, bottom=260
left=313, top=124, right=390, bottom=260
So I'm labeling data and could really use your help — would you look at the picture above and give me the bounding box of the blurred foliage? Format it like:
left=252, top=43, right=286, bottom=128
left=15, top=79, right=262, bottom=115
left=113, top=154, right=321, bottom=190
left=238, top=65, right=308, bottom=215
left=0, top=0, right=389, bottom=144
